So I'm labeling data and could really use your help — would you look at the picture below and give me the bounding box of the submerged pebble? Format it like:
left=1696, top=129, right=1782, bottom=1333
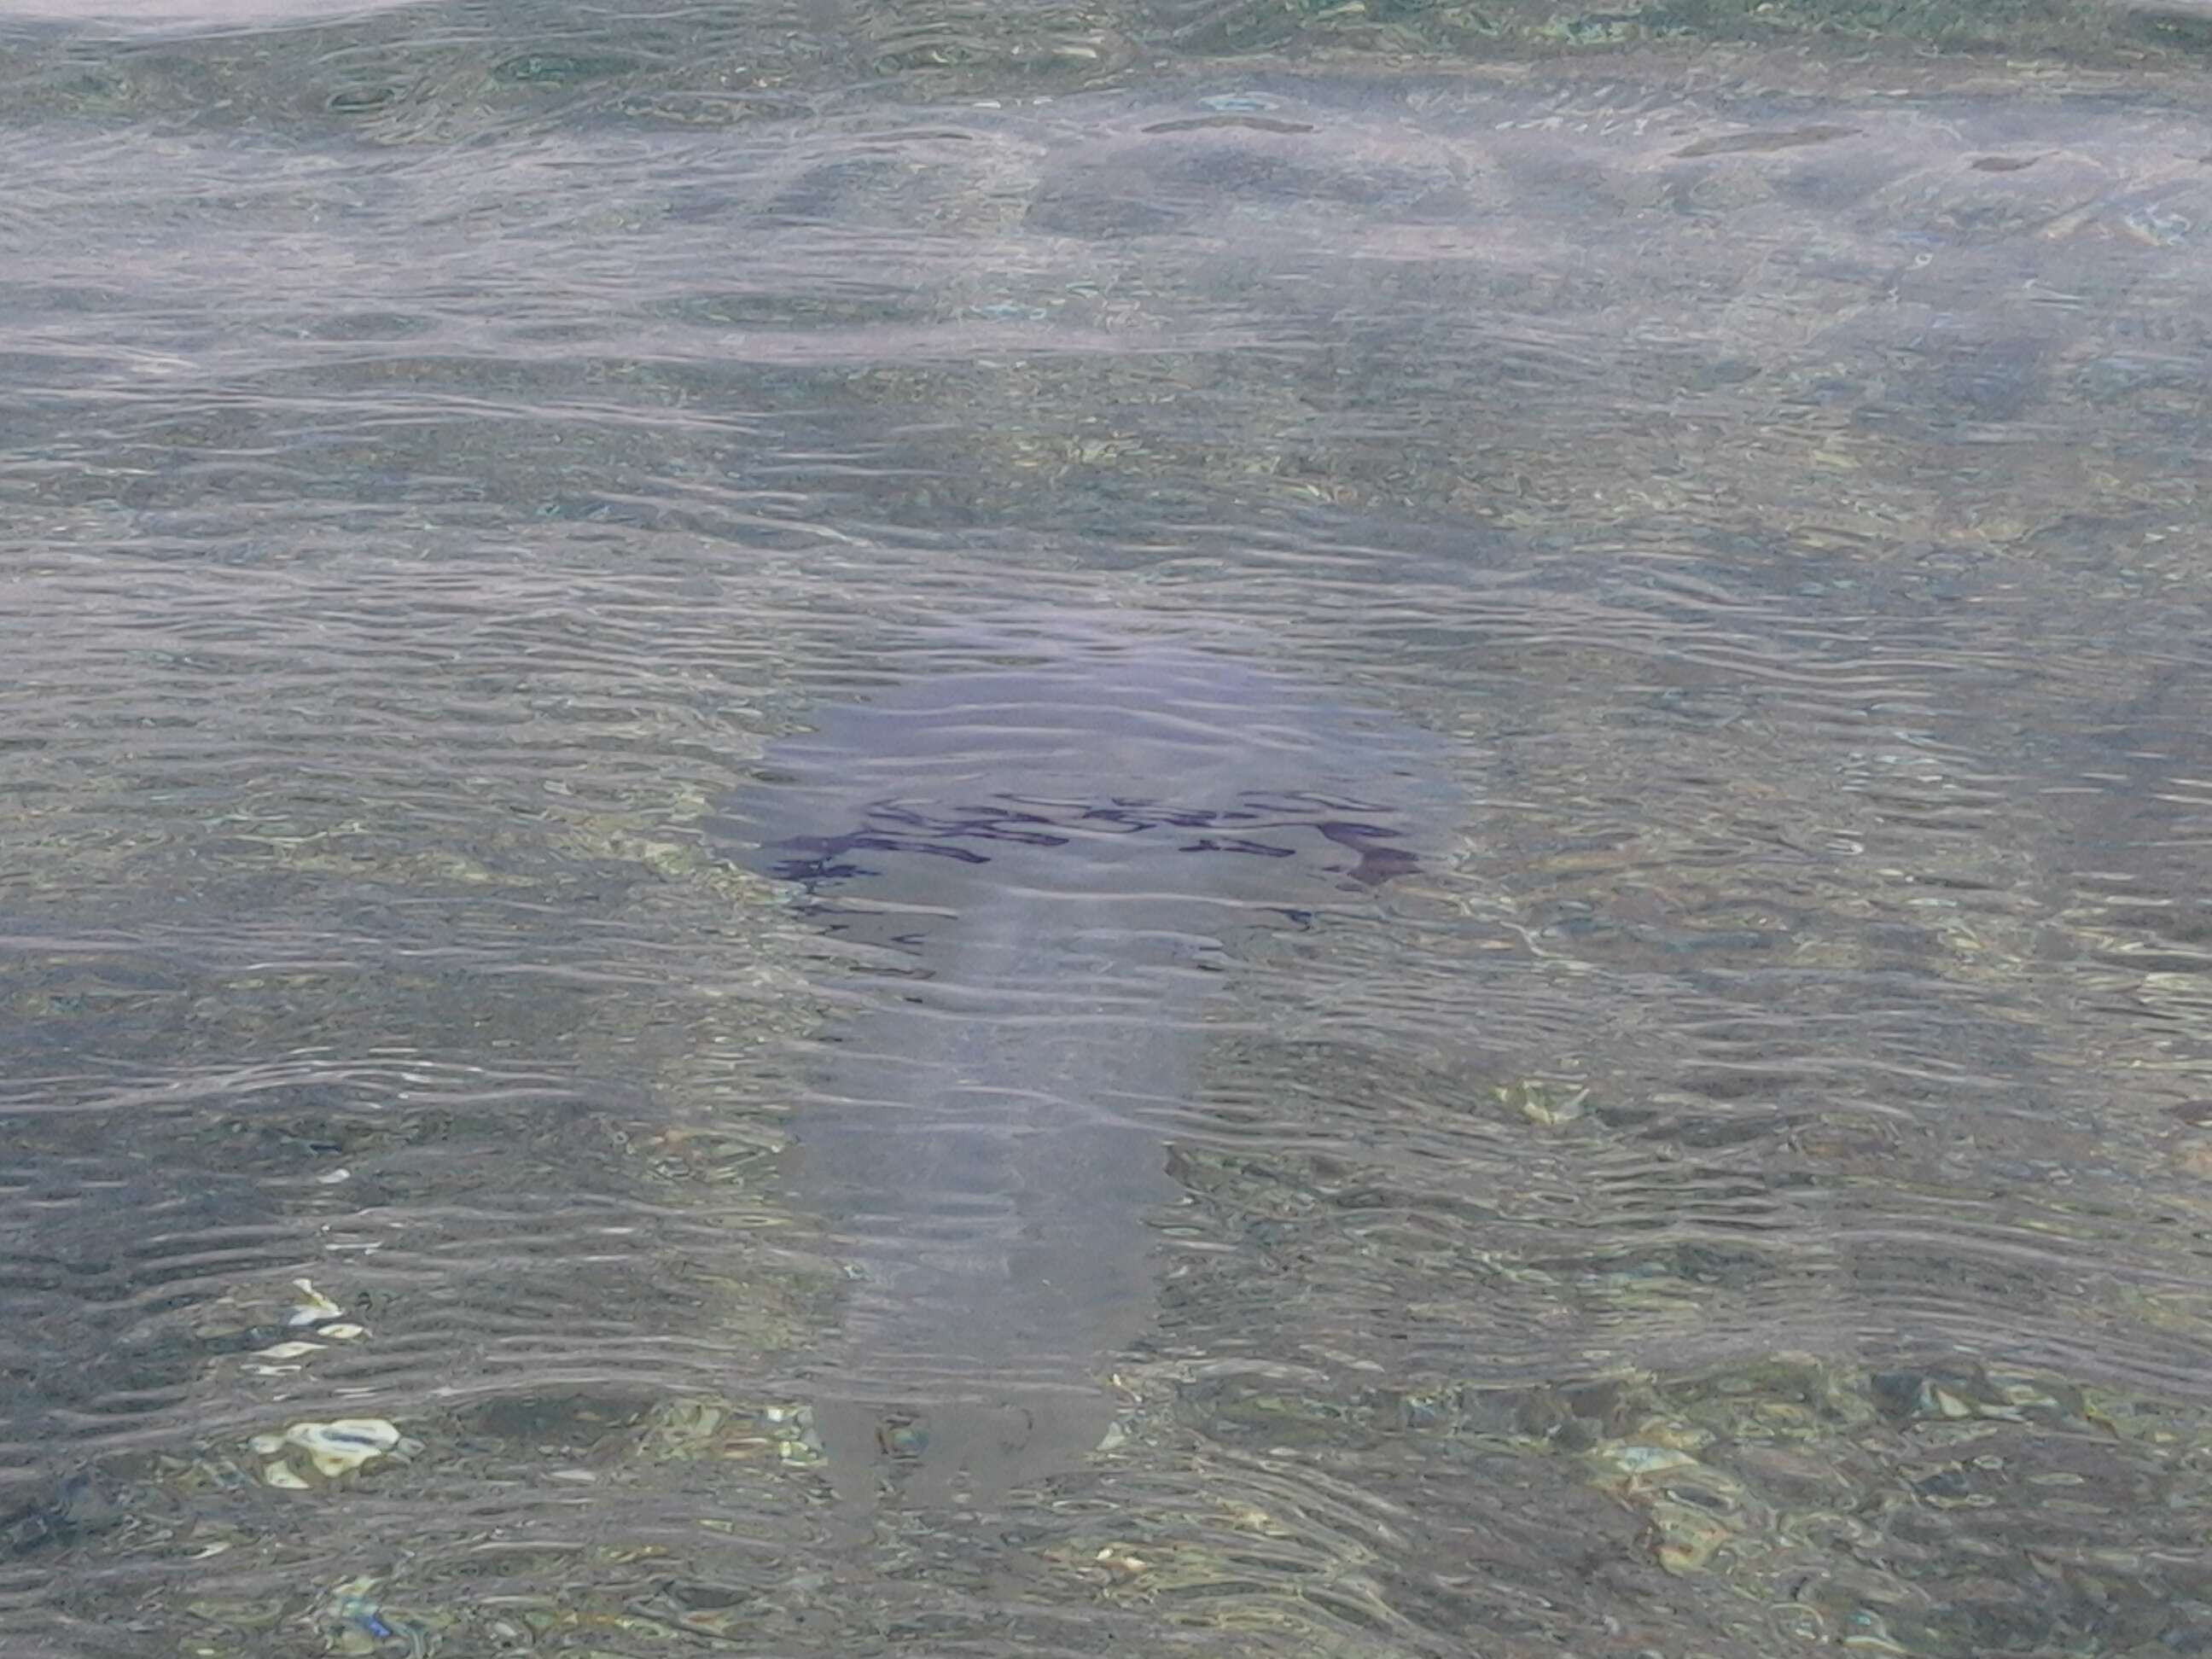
left=288, top=1279, right=346, bottom=1327
left=326, top=1576, right=427, bottom=1658
left=249, top=1418, right=414, bottom=1484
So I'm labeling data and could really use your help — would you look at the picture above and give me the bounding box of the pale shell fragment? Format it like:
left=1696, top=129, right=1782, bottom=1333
left=288, top=1279, right=346, bottom=1327
left=253, top=1417, right=407, bottom=1479
left=295, top=1417, right=402, bottom=1476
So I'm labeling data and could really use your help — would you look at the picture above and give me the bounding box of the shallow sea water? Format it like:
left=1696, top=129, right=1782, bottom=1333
left=4, top=0, right=2212, bottom=1653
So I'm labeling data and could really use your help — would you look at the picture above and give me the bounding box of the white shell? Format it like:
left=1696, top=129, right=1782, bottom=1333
left=287, top=1279, right=346, bottom=1327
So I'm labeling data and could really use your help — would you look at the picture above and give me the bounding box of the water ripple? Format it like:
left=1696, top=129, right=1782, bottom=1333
left=4, top=26, right=2212, bottom=1658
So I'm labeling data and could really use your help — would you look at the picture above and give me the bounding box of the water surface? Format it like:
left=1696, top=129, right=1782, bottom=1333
left=4, top=3, right=2212, bottom=1654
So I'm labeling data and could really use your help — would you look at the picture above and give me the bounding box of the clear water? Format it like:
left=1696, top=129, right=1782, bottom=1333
left=4, top=0, right=2212, bottom=1652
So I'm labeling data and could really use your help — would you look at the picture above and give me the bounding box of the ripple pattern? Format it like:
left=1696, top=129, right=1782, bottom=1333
left=3, top=23, right=2212, bottom=1657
